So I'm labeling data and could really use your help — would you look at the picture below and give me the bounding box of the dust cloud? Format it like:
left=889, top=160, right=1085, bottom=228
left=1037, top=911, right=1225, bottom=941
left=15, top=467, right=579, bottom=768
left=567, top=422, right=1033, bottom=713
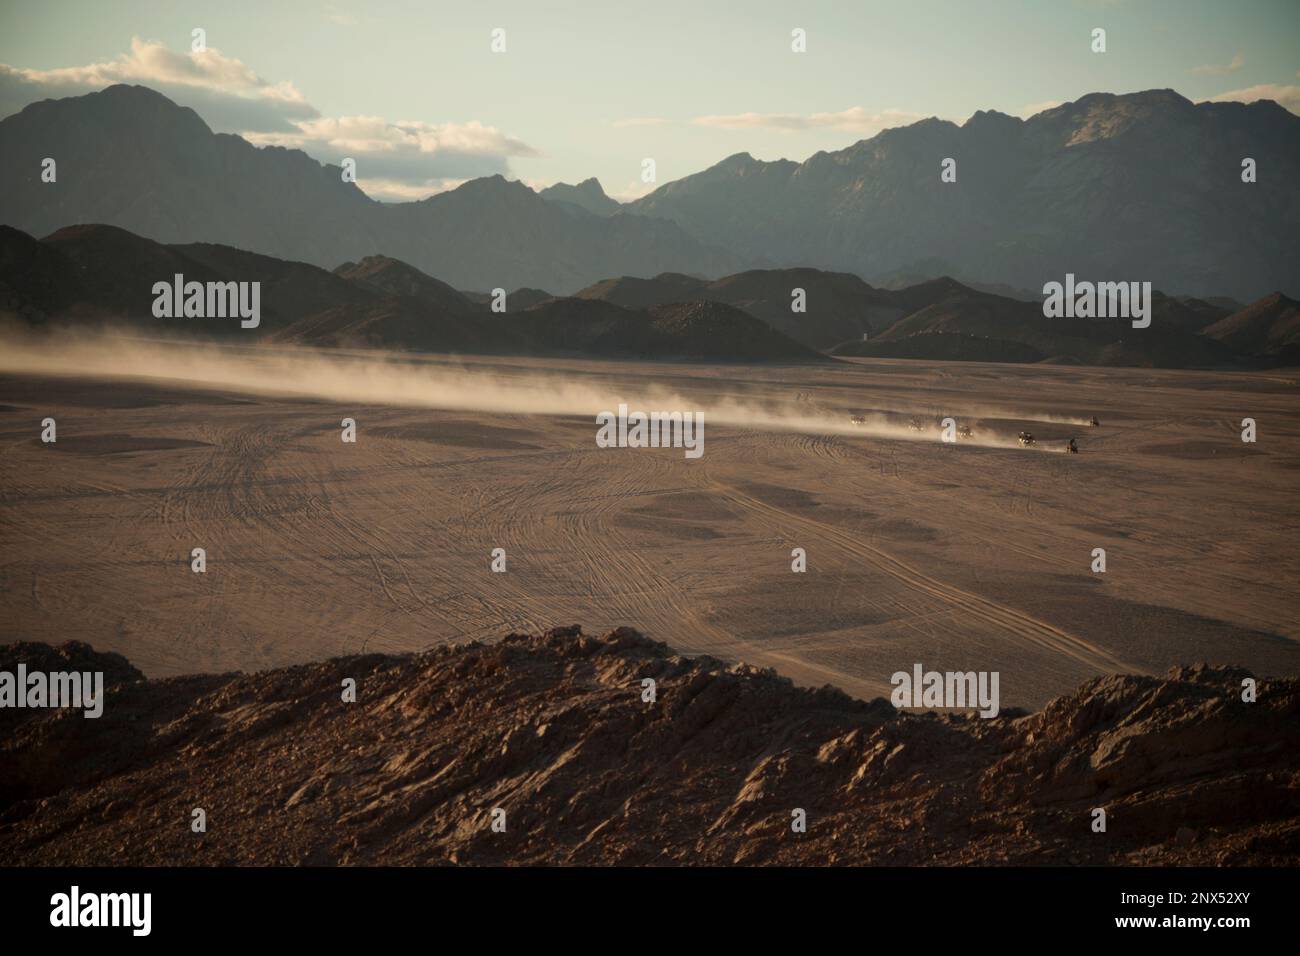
left=0, top=331, right=1063, bottom=451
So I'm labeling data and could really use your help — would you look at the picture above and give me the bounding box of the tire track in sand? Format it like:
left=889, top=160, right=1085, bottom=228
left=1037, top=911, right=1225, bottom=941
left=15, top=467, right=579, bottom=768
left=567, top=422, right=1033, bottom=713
left=712, top=480, right=1145, bottom=676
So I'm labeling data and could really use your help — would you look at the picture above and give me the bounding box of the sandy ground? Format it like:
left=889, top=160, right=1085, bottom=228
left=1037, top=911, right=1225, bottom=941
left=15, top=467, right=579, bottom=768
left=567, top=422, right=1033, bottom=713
left=1, top=346, right=1297, bottom=708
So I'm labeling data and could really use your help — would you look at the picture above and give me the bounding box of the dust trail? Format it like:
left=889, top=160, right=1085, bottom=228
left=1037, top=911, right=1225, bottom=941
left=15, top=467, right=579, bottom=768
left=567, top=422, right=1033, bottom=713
left=962, top=406, right=1097, bottom=426
left=0, top=331, right=1063, bottom=451
left=832, top=399, right=1095, bottom=428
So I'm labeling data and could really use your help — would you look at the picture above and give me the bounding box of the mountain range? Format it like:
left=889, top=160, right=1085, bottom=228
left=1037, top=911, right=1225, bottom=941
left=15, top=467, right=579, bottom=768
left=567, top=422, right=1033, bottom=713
left=1, top=85, right=1297, bottom=301
left=0, top=85, right=739, bottom=295
left=2, top=221, right=1293, bottom=368
left=627, top=91, right=1300, bottom=303
left=538, top=178, right=623, bottom=217
left=0, top=223, right=821, bottom=363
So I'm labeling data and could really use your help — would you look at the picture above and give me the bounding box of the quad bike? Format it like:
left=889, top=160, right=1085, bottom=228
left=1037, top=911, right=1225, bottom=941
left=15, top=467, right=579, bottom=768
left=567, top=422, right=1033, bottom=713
left=1089, top=416, right=1100, bottom=427
left=908, top=418, right=925, bottom=433
left=957, top=424, right=973, bottom=439
left=849, top=414, right=866, bottom=426
left=1018, top=431, right=1035, bottom=446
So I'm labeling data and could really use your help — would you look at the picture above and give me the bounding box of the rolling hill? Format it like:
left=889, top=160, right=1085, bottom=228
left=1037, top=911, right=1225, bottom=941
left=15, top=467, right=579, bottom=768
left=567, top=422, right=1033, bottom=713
left=577, top=268, right=902, bottom=349
left=830, top=279, right=1240, bottom=367
left=0, top=224, right=818, bottom=363
left=1202, top=292, right=1300, bottom=357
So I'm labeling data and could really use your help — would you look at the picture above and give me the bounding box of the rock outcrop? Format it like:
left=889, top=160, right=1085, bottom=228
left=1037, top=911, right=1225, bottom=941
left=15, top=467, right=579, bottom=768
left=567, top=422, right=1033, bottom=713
left=1, top=629, right=1295, bottom=865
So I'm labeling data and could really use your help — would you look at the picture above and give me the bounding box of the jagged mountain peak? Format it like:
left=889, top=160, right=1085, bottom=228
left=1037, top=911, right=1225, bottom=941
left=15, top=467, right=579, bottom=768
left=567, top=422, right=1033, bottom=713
left=0, top=84, right=739, bottom=292
left=538, top=177, right=621, bottom=216
left=629, top=88, right=1298, bottom=301
left=2, top=84, right=1297, bottom=300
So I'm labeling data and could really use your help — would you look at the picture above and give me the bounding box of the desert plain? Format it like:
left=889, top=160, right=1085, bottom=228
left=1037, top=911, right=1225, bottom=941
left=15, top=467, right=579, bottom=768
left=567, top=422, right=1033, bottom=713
left=1, top=342, right=1297, bottom=709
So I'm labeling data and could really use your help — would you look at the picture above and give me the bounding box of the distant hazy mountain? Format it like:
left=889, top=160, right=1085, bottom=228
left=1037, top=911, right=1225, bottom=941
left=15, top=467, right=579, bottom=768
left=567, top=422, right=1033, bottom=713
left=4, top=86, right=1296, bottom=302
left=628, top=91, right=1300, bottom=302
left=0, top=87, right=380, bottom=268
left=538, top=178, right=622, bottom=217
left=0, top=85, right=738, bottom=294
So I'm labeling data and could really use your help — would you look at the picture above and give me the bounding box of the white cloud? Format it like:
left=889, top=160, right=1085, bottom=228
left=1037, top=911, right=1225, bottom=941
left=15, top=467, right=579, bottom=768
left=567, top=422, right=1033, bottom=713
left=1207, top=83, right=1300, bottom=115
left=252, top=116, right=536, bottom=158
left=1191, top=53, right=1244, bottom=76
left=692, top=106, right=927, bottom=134
left=20, top=36, right=295, bottom=97
left=0, top=38, right=542, bottom=196
left=358, top=178, right=469, bottom=202
left=244, top=115, right=539, bottom=191
left=0, top=37, right=315, bottom=132
left=607, top=180, right=658, bottom=202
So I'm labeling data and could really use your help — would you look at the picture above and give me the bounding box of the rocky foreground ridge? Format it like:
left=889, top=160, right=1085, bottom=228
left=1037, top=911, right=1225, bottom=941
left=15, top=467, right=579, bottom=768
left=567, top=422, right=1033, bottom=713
left=1, top=628, right=1296, bottom=865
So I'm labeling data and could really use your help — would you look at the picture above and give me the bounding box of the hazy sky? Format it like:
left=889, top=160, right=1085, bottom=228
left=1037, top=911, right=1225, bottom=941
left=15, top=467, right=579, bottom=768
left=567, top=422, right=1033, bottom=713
left=2, top=0, right=1297, bottom=201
